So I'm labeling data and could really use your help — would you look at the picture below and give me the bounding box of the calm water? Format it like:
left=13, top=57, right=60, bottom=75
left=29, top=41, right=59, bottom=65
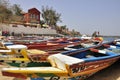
left=103, top=36, right=120, bottom=41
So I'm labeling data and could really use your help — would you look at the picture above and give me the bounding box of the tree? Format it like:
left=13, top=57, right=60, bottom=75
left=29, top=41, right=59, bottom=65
left=70, top=29, right=81, bottom=36
left=0, top=0, right=9, bottom=7
left=61, top=25, right=67, bottom=30
left=41, top=6, right=61, bottom=28
left=12, top=4, right=22, bottom=16
left=10, top=4, right=23, bottom=22
left=0, top=0, right=12, bottom=23
left=40, top=20, right=45, bottom=28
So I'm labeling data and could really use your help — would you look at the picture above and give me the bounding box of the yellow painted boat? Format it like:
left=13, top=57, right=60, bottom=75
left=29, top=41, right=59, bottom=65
left=0, top=38, right=102, bottom=67
left=0, top=44, right=52, bottom=67
left=2, top=41, right=120, bottom=80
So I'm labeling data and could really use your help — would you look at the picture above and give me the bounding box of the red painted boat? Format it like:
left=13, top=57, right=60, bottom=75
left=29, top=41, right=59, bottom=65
left=1, top=40, right=120, bottom=80
left=0, top=37, right=103, bottom=68
left=12, top=38, right=87, bottom=51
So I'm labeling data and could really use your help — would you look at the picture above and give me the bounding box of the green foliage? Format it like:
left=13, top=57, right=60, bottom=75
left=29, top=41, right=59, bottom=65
left=0, top=0, right=23, bottom=23
left=42, top=6, right=61, bottom=27
left=12, top=4, right=22, bottom=16
left=0, top=1, right=12, bottom=22
left=40, top=20, right=45, bottom=27
left=71, top=29, right=81, bottom=36
left=10, top=4, right=23, bottom=22
left=61, top=25, right=67, bottom=30
left=0, top=0, right=9, bottom=7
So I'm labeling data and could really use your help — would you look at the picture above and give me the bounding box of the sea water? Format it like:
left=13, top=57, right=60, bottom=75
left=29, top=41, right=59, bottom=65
left=103, top=36, right=120, bottom=41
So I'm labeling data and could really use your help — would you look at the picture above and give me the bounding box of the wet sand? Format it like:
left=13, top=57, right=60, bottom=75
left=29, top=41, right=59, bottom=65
left=0, top=60, right=120, bottom=80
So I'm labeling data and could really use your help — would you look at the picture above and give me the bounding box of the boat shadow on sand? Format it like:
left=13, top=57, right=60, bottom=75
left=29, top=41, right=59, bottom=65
left=86, top=59, right=120, bottom=80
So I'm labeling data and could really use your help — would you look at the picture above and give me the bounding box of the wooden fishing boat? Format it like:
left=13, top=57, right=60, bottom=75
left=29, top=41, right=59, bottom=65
left=13, top=37, right=84, bottom=51
left=0, top=44, right=53, bottom=67
left=0, top=38, right=102, bottom=67
left=1, top=41, right=120, bottom=80
left=13, top=37, right=101, bottom=49
left=14, top=37, right=103, bottom=51
left=114, top=39, right=120, bottom=47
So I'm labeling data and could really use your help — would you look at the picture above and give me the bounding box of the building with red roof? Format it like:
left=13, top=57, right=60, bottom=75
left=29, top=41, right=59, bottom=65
left=23, top=8, right=40, bottom=24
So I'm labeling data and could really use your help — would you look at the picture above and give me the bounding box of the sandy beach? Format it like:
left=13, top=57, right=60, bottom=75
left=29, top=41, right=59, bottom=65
left=0, top=60, right=120, bottom=80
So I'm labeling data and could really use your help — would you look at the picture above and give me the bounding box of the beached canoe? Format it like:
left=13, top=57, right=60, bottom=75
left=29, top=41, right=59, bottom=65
left=1, top=41, right=120, bottom=80
left=0, top=38, right=102, bottom=67
left=11, top=37, right=103, bottom=51
left=15, top=38, right=84, bottom=51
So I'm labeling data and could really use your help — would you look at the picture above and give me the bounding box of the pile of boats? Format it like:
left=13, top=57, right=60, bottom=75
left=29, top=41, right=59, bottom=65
left=0, top=36, right=120, bottom=80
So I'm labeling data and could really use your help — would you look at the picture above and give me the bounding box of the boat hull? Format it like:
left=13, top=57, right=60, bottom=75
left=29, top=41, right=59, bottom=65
left=1, top=40, right=120, bottom=80
left=2, top=56, right=120, bottom=80
left=2, top=53, right=120, bottom=80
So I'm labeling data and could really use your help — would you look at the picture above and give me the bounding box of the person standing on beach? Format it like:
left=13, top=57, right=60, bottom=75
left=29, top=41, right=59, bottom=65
left=92, top=31, right=97, bottom=37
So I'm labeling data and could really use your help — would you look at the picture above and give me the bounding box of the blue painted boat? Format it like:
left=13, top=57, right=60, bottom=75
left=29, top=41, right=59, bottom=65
left=0, top=38, right=102, bottom=67
left=1, top=41, right=120, bottom=80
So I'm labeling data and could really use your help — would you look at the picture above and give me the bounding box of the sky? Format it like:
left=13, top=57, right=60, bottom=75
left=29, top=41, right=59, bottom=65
left=9, top=0, right=120, bottom=36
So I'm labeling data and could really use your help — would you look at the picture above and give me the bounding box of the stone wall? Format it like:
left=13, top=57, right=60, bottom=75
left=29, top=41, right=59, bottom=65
left=0, top=24, right=57, bottom=35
